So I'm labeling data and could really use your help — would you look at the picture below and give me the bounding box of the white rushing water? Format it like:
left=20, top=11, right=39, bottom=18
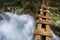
left=0, top=12, right=60, bottom=40
left=0, top=12, right=35, bottom=40
left=51, top=30, right=60, bottom=40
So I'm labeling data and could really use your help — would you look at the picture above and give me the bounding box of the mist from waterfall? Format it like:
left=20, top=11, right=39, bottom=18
left=0, top=12, right=60, bottom=40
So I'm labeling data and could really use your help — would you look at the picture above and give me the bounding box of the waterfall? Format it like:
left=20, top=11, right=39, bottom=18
left=0, top=12, right=60, bottom=40
left=51, top=30, right=60, bottom=40
left=0, top=12, right=35, bottom=40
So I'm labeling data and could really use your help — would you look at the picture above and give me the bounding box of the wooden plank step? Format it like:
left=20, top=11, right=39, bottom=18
left=38, top=15, right=50, bottom=20
left=34, top=29, right=52, bottom=37
left=36, top=20, right=50, bottom=25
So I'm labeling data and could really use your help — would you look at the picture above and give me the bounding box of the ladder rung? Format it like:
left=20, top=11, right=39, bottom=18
left=34, top=29, right=52, bottom=37
left=38, top=15, right=50, bottom=20
left=36, top=20, right=50, bottom=25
